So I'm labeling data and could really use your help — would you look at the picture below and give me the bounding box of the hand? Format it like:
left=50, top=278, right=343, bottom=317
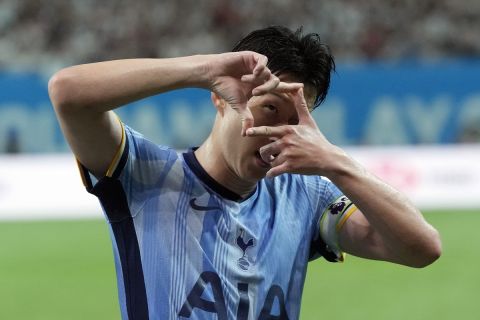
left=206, top=51, right=302, bottom=136
left=246, top=88, right=338, bottom=178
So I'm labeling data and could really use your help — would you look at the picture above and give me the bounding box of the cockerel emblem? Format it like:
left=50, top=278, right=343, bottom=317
left=236, top=228, right=255, bottom=270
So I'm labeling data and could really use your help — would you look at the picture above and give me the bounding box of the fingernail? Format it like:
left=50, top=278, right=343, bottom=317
left=246, top=128, right=254, bottom=135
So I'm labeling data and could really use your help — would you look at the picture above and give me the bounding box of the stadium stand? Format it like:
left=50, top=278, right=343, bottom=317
left=1, top=0, right=480, bottom=75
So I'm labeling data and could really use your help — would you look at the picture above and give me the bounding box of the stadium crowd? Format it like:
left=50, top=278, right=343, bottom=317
left=1, top=0, right=479, bottom=74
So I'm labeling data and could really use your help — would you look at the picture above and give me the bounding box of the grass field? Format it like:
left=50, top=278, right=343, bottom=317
left=0, top=211, right=478, bottom=319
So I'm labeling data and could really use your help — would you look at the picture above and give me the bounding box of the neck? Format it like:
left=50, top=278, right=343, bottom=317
left=194, top=137, right=256, bottom=199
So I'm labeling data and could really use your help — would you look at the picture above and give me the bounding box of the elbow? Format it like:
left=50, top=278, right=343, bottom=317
left=48, top=68, right=80, bottom=113
left=410, top=228, right=442, bottom=268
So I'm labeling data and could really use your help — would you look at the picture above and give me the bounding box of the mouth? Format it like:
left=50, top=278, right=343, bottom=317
left=255, top=150, right=279, bottom=168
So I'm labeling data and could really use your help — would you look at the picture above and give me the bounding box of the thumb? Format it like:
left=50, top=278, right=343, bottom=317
left=294, top=88, right=311, bottom=124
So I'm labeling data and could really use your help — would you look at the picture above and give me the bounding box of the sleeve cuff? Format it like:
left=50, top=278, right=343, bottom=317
left=77, top=117, right=127, bottom=191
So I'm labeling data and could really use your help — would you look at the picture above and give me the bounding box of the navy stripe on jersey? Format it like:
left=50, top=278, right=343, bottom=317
left=92, top=177, right=150, bottom=319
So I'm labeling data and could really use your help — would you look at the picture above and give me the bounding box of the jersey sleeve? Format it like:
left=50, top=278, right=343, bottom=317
left=305, top=176, right=357, bottom=263
left=77, top=118, right=179, bottom=221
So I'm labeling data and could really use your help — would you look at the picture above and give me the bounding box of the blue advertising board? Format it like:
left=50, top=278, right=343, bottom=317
left=0, top=60, right=479, bottom=153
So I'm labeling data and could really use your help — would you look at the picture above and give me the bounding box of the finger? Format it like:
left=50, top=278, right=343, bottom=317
left=291, top=88, right=313, bottom=125
left=266, top=162, right=290, bottom=178
left=241, top=74, right=256, bottom=83
left=252, top=76, right=280, bottom=96
left=246, top=125, right=293, bottom=138
left=259, top=141, right=283, bottom=163
left=253, top=55, right=268, bottom=75
left=242, top=68, right=276, bottom=87
left=269, top=151, right=287, bottom=168
left=273, top=82, right=304, bottom=93
left=254, top=81, right=303, bottom=96
left=253, top=63, right=265, bottom=76
left=256, top=66, right=273, bottom=82
left=238, top=108, right=254, bottom=137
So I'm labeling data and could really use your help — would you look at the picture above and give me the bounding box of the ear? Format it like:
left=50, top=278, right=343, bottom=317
left=211, top=92, right=226, bottom=116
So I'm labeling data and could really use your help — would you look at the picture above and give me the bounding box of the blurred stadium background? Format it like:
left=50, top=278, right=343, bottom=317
left=1, top=0, right=479, bottom=319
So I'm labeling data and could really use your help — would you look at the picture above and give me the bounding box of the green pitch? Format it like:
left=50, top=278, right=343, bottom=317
left=0, top=211, right=478, bottom=320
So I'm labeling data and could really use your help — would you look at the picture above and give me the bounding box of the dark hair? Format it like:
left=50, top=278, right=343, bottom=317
left=232, top=26, right=335, bottom=109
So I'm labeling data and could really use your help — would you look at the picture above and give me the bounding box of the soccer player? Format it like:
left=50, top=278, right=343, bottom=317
left=49, top=26, right=441, bottom=319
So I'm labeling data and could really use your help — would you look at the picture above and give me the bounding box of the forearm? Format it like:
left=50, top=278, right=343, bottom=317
left=48, top=56, right=210, bottom=113
left=326, top=148, right=441, bottom=267
left=242, top=87, right=441, bottom=267
left=49, top=51, right=275, bottom=177
left=48, top=56, right=213, bottom=177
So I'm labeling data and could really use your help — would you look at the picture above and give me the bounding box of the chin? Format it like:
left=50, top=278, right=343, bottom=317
left=240, top=163, right=269, bottom=182
left=246, top=171, right=267, bottom=181
left=233, top=152, right=270, bottom=182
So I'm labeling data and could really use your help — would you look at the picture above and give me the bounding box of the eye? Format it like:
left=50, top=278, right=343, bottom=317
left=263, top=105, right=278, bottom=113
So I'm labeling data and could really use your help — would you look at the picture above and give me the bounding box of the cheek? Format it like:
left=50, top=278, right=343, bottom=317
left=218, top=113, right=244, bottom=152
left=223, top=122, right=242, bottom=146
left=220, top=107, right=266, bottom=153
left=251, top=109, right=269, bottom=127
left=224, top=107, right=242, bottom=128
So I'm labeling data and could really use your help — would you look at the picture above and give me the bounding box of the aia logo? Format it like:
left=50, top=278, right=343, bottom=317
left=235, top=228, right=255, bottom=270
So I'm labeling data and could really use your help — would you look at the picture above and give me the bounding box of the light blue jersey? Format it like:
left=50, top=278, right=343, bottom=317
left=79, top=124, right=357, bottom=320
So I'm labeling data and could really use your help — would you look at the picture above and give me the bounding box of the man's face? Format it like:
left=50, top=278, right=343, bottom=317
left=216, top=78, right=315, bottom=183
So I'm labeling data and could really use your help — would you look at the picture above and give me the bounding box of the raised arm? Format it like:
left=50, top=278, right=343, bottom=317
left=48, top=53, right=286, bottom=177
left=246, top=88, right=442, bottom=268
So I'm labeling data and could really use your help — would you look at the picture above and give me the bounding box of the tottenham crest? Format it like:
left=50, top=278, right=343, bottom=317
left=235, top=227, right=256, bottom=270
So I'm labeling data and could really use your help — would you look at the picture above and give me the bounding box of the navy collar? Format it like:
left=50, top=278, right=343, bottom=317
left=183, top=148, right=255, bottom=202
